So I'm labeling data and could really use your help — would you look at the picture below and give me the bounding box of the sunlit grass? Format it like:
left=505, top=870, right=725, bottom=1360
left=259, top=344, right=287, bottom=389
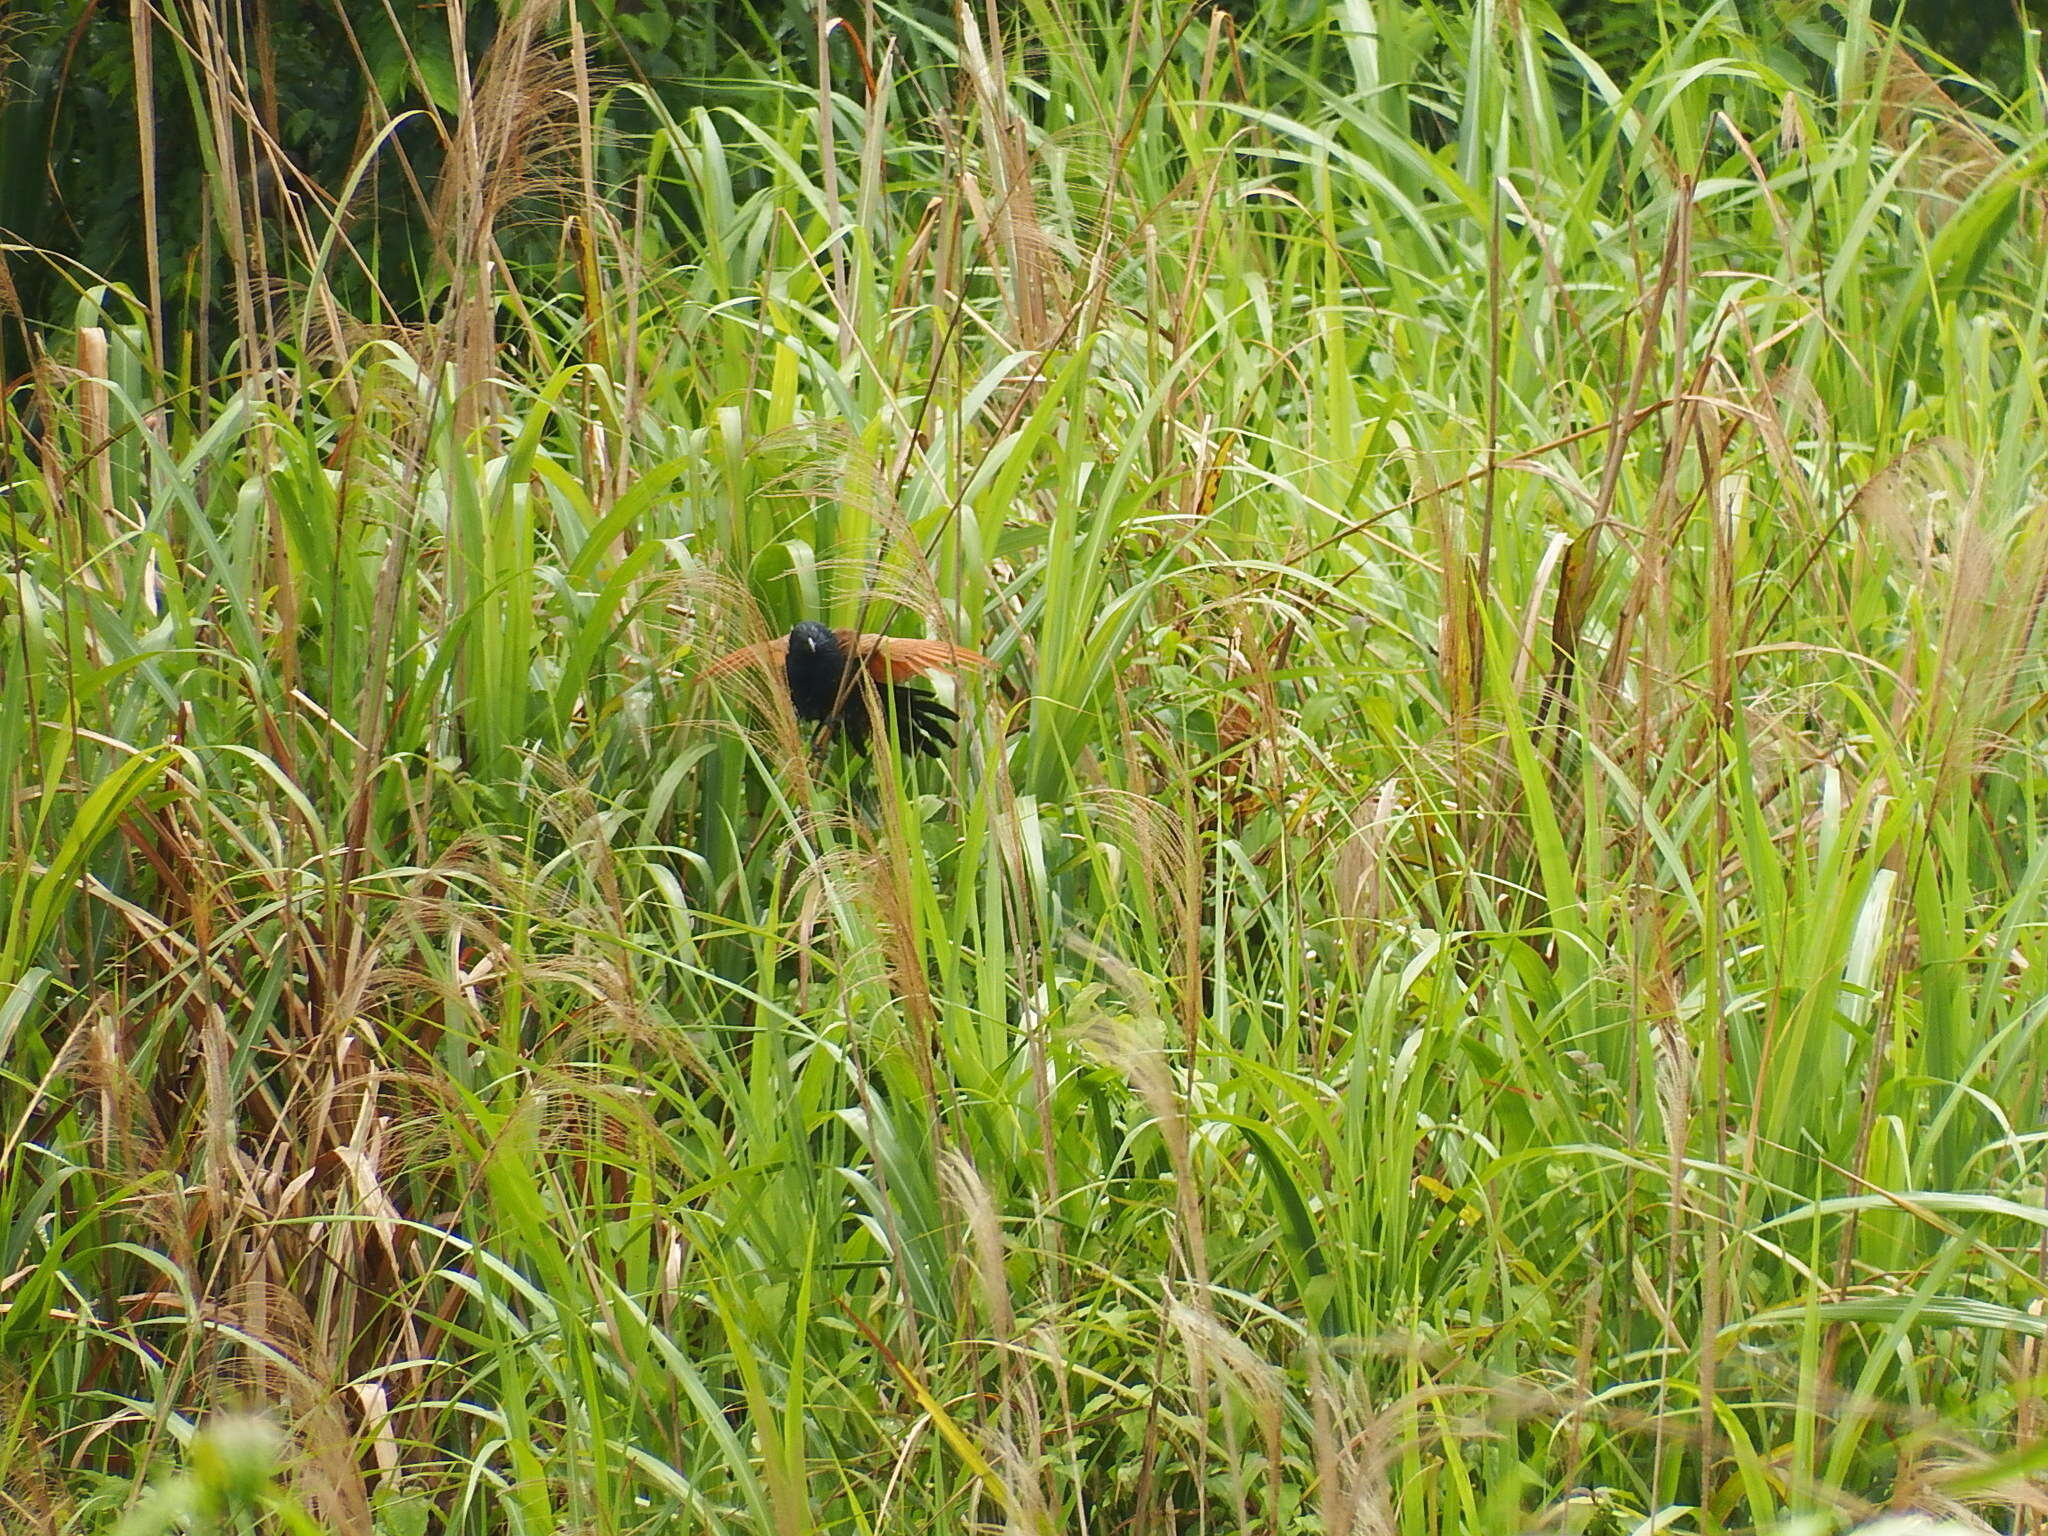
left=4, top=1, right=2047, bottom=1532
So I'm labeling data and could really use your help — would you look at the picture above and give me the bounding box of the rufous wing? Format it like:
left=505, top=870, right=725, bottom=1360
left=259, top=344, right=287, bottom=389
left=843, top=632, right=995, bottom=683
left=703, top=637, right=793, bottom=678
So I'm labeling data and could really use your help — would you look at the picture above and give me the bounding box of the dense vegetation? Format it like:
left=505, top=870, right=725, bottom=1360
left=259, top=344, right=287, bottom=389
left=5, top=0, right=2048, bottom=1531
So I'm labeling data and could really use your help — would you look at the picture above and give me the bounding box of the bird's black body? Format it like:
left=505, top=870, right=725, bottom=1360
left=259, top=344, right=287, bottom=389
left=782, top=621, right=959, bottom=756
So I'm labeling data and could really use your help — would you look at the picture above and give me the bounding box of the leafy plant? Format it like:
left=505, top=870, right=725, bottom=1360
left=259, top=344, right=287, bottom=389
left=4, top=0, right=2047, bottom=1533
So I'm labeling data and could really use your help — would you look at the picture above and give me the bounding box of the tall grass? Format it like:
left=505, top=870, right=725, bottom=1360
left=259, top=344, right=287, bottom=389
left=4, top=0, right=2048, bottom=1532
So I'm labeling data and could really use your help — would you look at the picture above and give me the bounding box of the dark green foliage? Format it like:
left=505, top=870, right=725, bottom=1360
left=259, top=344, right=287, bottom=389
left=7, top=0, right=2035, bottom=386
left=0, top=0, right=799, bottom=382
left=1904, top=0, right=2041, bottom=80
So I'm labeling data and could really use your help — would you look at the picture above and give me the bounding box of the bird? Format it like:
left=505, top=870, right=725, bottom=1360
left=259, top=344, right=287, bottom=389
left=705, top=620, right=993, bottom=757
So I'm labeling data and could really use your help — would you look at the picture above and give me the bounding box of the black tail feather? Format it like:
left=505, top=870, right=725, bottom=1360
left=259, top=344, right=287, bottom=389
left=836, top=681, right=958, bottom=756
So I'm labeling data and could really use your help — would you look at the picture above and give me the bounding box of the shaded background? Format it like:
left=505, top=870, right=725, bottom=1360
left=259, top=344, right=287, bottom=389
left=2, top=0, right=2036, bottom=392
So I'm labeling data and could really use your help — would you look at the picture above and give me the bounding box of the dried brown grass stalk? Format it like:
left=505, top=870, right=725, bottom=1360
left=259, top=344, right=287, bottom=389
left=862, top=839, right=938, bottom=1042
left=937, top=1148, right=1016, bottom=1341
left=1306, top=1350, right=1401, bottom=1536
left=1855, top=442, right=2048, bottom=797
left=430, top=0, right=580, bottom=430
left=1868, top=46, right=2020, bottom=213
left=1332, top=780, right=1405, bottom=965
left=955, top=3, right=1058, bottom=349
left=1070, top=942, right=1210, bottom=1297
left=1167, top=1298, right=1284, bottom=1536
left=935, top=1157, right=1048, bottom=1536
left=1086, top=778, right=1205, bottom=1046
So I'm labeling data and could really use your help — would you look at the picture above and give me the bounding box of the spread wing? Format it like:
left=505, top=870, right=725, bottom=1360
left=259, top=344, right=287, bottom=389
left=702, top=631, right=992, bottom=684
left=702, top=637, right=792, bottom=678
left=842, top=632, right=995, bottom=683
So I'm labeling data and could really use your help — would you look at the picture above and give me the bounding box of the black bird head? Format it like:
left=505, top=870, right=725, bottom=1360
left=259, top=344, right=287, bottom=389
left=782, top=621, right=849, bottom=724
